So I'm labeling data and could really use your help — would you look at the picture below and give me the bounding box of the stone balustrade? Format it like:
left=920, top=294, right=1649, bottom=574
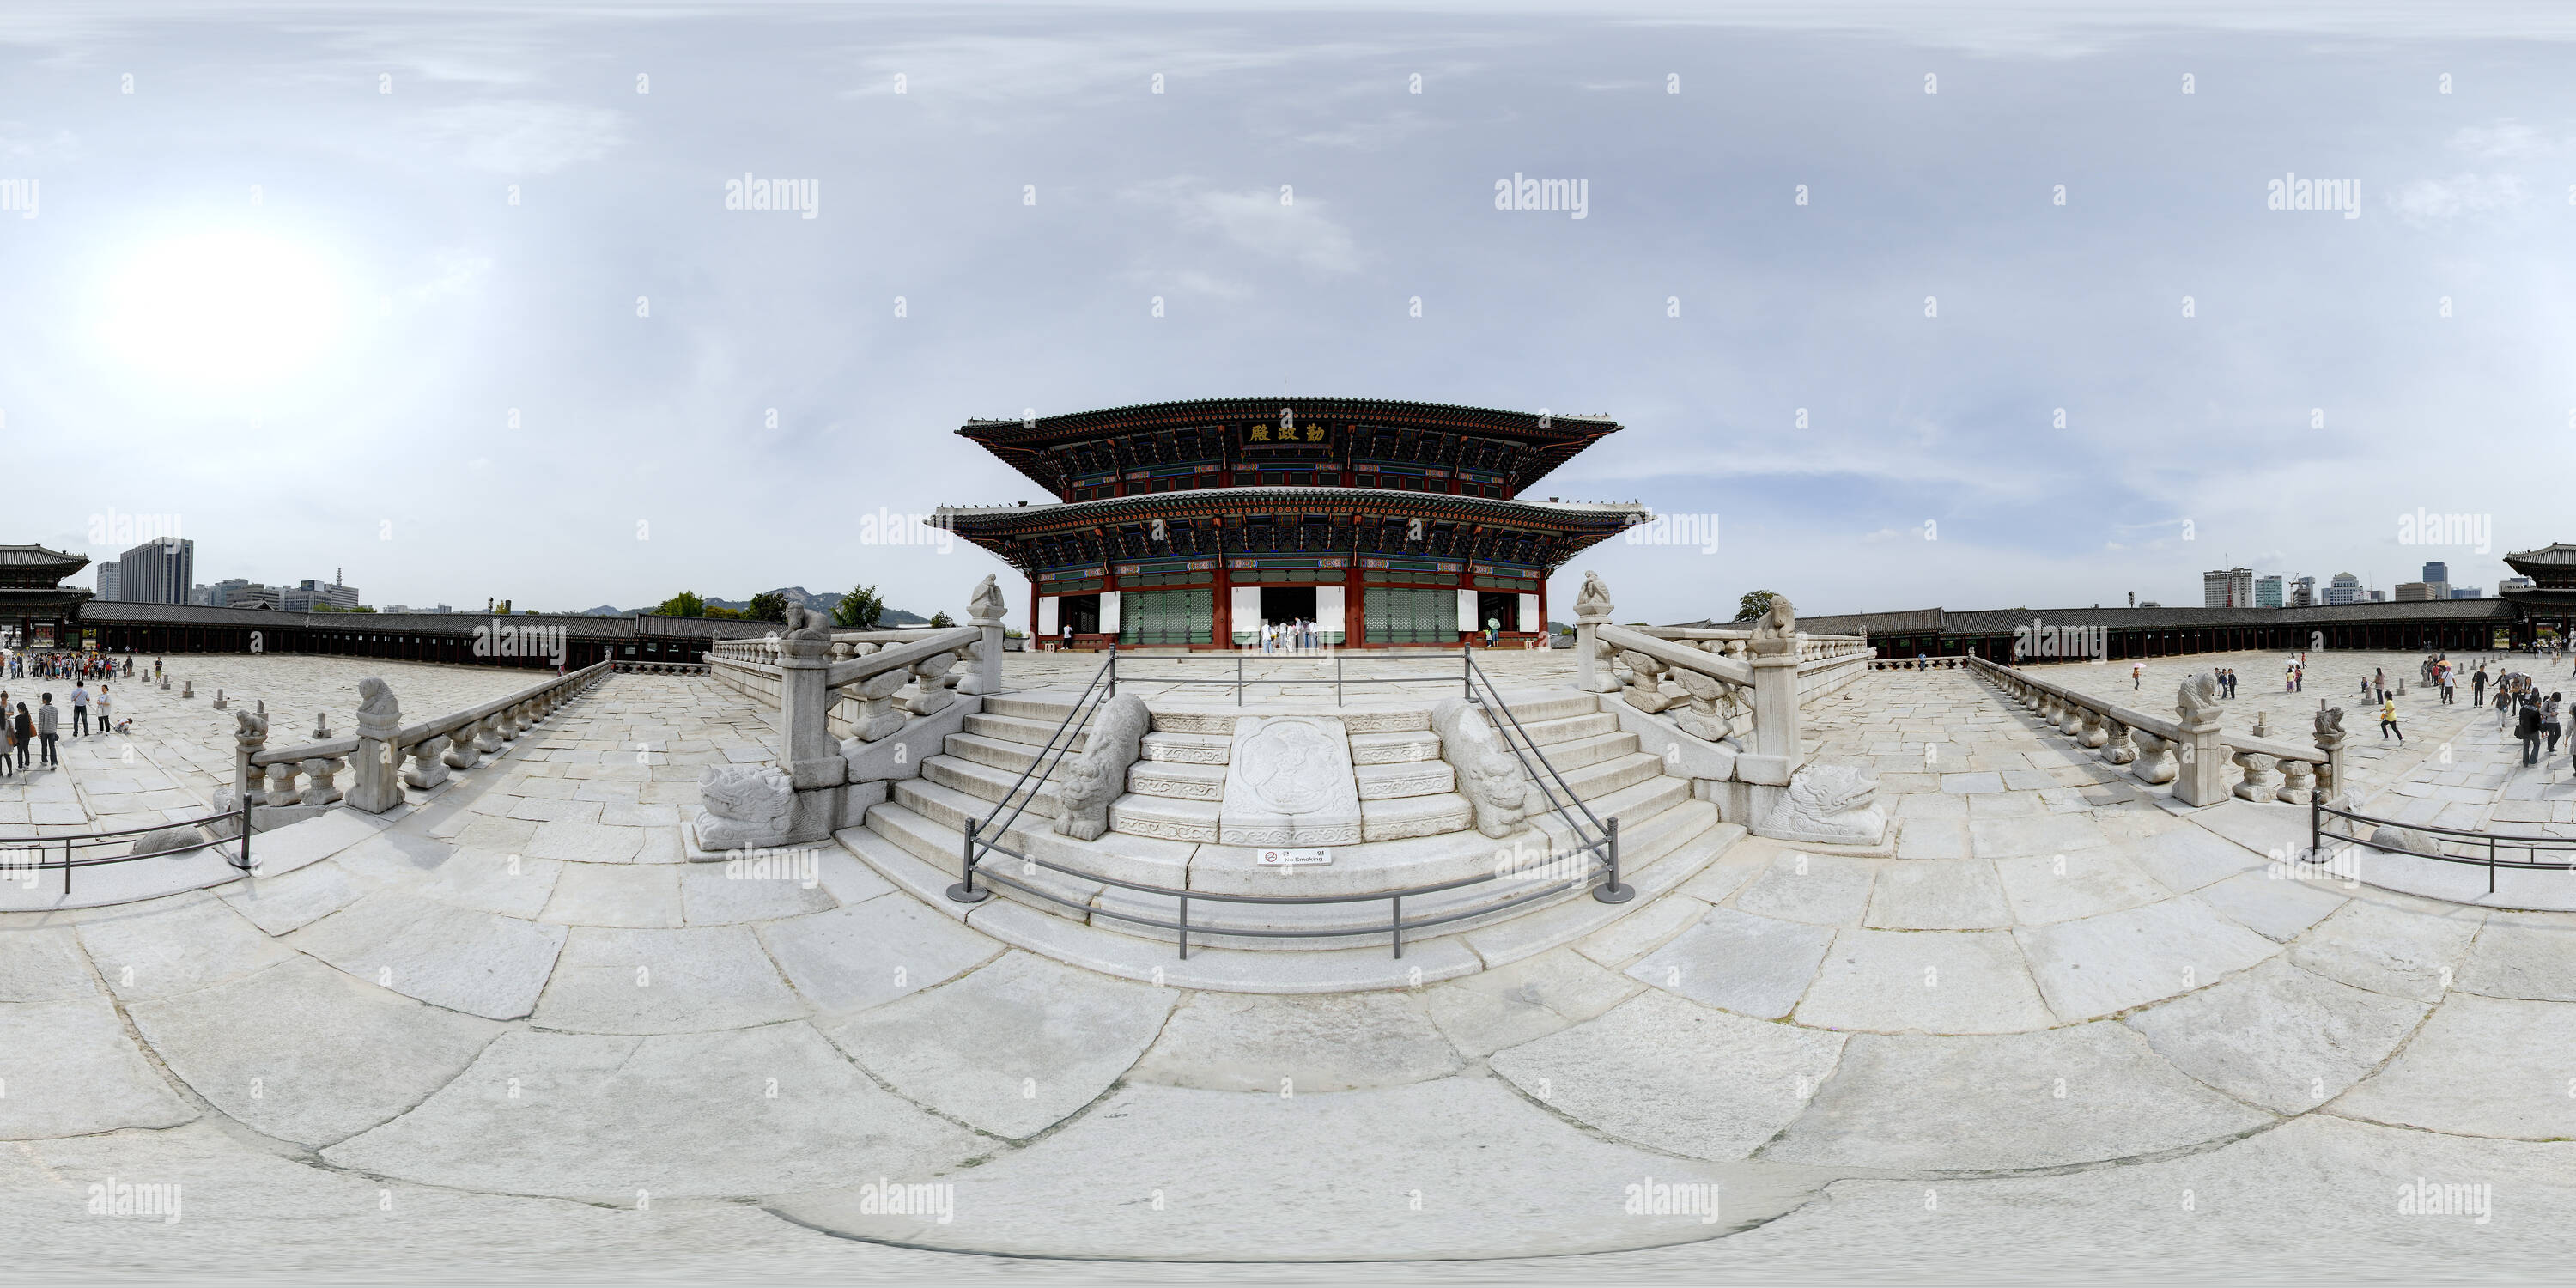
left=234, top=663, right=613, bottom=819
left=1965, top=656, right=2346, bottom=807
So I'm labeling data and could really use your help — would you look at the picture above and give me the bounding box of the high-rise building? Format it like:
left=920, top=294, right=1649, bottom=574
left=230, top=584, right=281, bottom=611
left=2368, top=589, right=2387, bottom=602
left=206, top=578, right=252, bottom=608
left=117, top=538, right=195, bottom=605
left=2326, top=572, right=2361, bottom=605
left=2500, top=576, right=2537, bottom=593
left=283, top=578, right=361, bottom=611
left=187, top=583, right=210, bottom=606
left=94, top=562, right=120, bottom=602
left=2395, top=582, right=2438, bottom=601
left=2291, top=575, right=2317, bottom=607
left=2451, top=586, right=2483, bottom=599
left=2254, top=574, right=2284, bottom=607
left=2422, top=561, right=2449, bottom=584
left=2202, top=567, right=2254, bottom=607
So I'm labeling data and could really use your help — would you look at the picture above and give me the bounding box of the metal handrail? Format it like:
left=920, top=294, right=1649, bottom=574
left=2309, top=793, right=2576, bottom=896
left=0, top=795, right=253, bottom=897
left=945, top=645, right=1632, bottom=953
left=950, top=648, right=1118, bottom=903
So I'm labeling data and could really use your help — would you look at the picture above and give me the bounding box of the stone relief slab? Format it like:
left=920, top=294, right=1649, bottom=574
left=1219, top=716, right=1363, bottom=847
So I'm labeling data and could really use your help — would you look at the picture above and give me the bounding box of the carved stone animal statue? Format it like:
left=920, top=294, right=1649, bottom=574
left=2176, top=671, right=2222, bottom=724
left=1431, top=697, right=1531, bottom=839
left=968, top=574, right=1008, bottom=623
left=2315, top=705, right=2344, bottom=739
left=1748, top=596, right=1797, bottom=656
left=1054, top=694, right=1151, bottom=841
left=1759, top=762, right=1886, bottom=845
left=1574, top=571, right=1613, bottom=621
left=692, top=763, right=795, bottom=850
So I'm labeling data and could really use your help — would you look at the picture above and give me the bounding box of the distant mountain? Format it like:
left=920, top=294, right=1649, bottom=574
left=592, top=586, right=934, bottom=623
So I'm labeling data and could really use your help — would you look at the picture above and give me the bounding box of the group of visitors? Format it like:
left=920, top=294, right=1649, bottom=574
left=1260, top=618, right=1325, bottom=652
left=4, top=650, right=140, bottom=683
left=2500, top=677, right=2565, bottom=767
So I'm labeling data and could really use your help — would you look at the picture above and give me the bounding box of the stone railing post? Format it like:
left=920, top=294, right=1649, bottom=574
left=775, top=617, right=848, bottom=844
left=347, top=678, right=404, bottom=813
left=961, top=575, right=1008, bottom=696
left=446, top=719, right=484, bottom=770
left=2102, top=720, right=2137, bottom=764
left=264, top=761, right=301, bottom=807
left=1573, top=571, right=1617, bottom=694
left=233, top=712, right=268, bottom=806
left=471, top=714, right=506, bottom=756
left=1745, top=632, right=1803, bottom=784
left=2313, top=701, right=2348, bottom=800
left=2172, top=675, right=2230, bottom=807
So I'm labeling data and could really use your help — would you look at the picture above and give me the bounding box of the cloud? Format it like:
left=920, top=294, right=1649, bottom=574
left=1154, top=183, right=1360, bottom=274
left=406, top=100, right=624, bottom=175
left=2387, top=172, right=2524, bottom=226
left=2447, top=119, right=2559, bottom=159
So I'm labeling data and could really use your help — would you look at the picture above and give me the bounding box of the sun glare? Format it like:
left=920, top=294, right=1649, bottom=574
left=100, top=231, right=347, bottom=386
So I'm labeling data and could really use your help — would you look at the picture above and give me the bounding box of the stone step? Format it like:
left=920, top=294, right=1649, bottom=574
left=1541, top=749, right=1667, bottom=804
left=961, top=709, right=1088, bottom=750
left=941, top=730, right=1054, bottom=775
left=920, top=754, right=1057, bottom=812
left=878, top=781, right=1195, bottom=891
left=1053, top=797, right=1727, bottom=953
left=1121, top=754, right=1453, bottom=802
left=1109, top=793, right=1224, bottom=843
left=981, top=693, right=1085, bottom=722
left=1126, top=758, right=1226, bottom=802
left=1358, top=792, right=1477, bottom=841
left=838, top=781, right=1741, bottom=977
left=1348, top=729, right=1442, bottom=764
left=1510, top=708, right=1620, bottom=747
left=1141, top=731, right=1232, bottom=764
left=1514, top=728, right=1640, bottom=773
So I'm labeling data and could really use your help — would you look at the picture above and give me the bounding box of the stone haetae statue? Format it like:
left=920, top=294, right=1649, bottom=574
left=782, top=603, right=833, bottom=642
left=2177, top=672, right=2221, bottom=724
left=1431, top=697, right=1532, bottom=839
left=1759, top=763, right=1887, bottom=845
left=693, top=763, right=795, bottom=849
left=2315, top=705, right=2344, bottom=740
left=1574, top=571, right=1613, bottom=623
left=1747, top=596, right=1796, bottom=656
left=968, top=574, right=1007, bottom=625
left=1054, top=694, right=1151, bottom=841
left=356, top=677, right=399, bottom=729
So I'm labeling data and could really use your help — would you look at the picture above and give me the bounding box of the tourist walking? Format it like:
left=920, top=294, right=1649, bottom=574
left=2547, top=694, right=2566, bottom=756
left=70, top=683, right=88, bottom=736
left=2473, top=665, right=2488, bottom=706
left=2518, top=697, right=2543, bottom=766
left=0, top=694, right=13, bottom=778
left=2132, top=659, right=2144, bottom=690
left=2440, top=669, right=2456, bottom=705
left=34, top=694, right=57, bottom=767
left=2379, top=695, right=2402, bottom=742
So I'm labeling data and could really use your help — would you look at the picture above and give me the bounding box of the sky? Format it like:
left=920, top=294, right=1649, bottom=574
left=0, top=0, right=2570, bottom=622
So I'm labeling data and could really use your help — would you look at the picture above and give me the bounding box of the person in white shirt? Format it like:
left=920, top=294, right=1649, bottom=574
left=70, top=683, right=89, bottom=737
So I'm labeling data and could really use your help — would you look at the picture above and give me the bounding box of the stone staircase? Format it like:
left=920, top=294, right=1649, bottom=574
left=835, top=686, right=1746, bottom=992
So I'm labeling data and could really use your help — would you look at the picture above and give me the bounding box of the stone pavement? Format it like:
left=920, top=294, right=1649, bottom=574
left=3, top=657, right=2572, bottom=1278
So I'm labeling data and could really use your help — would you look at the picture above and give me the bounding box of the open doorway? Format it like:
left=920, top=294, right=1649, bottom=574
left=1474, top=591, right=1521, bottom=636
left=1259, top=586, right=1317, bottom=634
left=1054, top=593, right=1100, bottom=636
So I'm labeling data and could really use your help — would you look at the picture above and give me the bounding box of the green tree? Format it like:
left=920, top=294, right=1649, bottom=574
left=703, top=605, right=743, bottom=620
left=927, top=610, right=955, bottom=628
left=833, top=583, right=884, bottom=629
left=744, top=590, right=791, bottom=623
left=653, top=591, right=707, bottom=617
left=1732, top=590, right=1781, bottom=623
